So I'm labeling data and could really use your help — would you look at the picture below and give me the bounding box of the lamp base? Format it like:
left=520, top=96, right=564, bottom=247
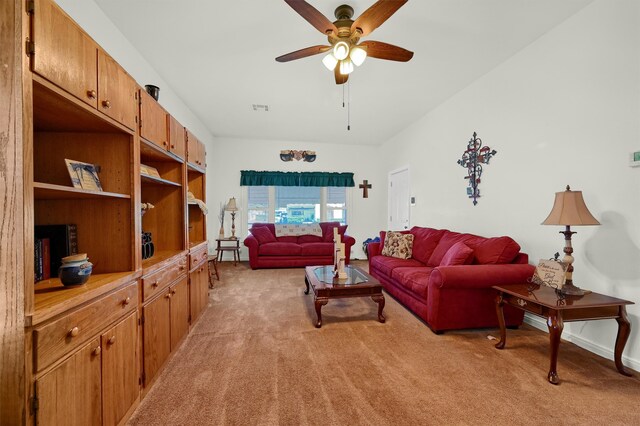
left=561, top=282, right=586, bottom=296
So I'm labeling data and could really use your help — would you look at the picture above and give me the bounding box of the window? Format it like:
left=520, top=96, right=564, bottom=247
left=275, top=186, right=321, bottom=224
left=247, top=186, right=269, bottom=225
left=326, top=186, right=347, bottom=225
left=246, top=186, right=348, bottom=228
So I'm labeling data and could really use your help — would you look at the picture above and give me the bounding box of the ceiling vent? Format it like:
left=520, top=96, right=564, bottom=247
left=252, top=104, right=269, bottom=112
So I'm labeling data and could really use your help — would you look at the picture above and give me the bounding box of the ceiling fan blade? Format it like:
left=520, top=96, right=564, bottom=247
left=276, top=45, right=331, bottom=62
left=351, top=0, right=407, bottom=37
left=359, top=40, right=414, bottom=62
left=284, top=0, right=338, bottom=35
left=334, top=67, right=348, bottom=85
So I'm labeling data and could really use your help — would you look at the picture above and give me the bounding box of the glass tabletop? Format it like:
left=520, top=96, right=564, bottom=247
left=313, top=266, right=369, bottom=285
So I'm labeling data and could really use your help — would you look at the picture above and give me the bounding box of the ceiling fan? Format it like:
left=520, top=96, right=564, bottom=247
left=275, top=0, right=414, bottom=84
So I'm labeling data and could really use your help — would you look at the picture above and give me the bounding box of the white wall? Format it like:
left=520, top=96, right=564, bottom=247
left=55, top=0, right=215, bottom=148
left=379, top=0, right=640, bottom=370
left=209, top=137, right=384, bottom=259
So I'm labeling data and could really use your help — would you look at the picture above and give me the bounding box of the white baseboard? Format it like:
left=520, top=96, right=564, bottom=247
left=524, top=314, right=640, bottom=373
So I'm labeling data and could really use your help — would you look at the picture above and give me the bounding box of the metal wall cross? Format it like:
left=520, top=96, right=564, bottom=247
left=457, top=132, right=497, bottom=205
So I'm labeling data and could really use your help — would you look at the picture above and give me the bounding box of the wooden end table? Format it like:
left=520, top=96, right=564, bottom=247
left=493, top=283, right=634, bottom=384
left=215, top=238, right=240, bottom=266
left=304, top=265, right=385, bottom=328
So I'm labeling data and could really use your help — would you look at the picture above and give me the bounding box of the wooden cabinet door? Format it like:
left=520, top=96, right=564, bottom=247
left=36, top=339, right=102, bottom=426
left=101, top=312, right=139, bottom=426
left=142, top=292, right=171, bottom=386
left=98, top=50, right=137, bottom=130
left=32, top=0, right=98, bottom=108
left=168, top=115, right=186, bottom=160
left=190, top=264, right=209, bottom=324
left=139, top=89, right=168, bottom=149
left=186, top=129, right=200, bottom=167
left=198, top=140, right=206, bottom=169
left=170, top=277, right=190, bottom=350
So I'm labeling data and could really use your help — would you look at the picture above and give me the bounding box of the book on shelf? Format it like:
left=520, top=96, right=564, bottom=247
left=34, top=238, right=42, bottom=282
left=34, top=237, right=51, bottom=282
left=35, top=224, right=78, bottom=275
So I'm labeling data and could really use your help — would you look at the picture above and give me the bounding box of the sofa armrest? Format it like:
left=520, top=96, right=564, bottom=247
left=367, top=242, right=381, bottom=258
left=243, top=235, right=260, bottom=269
left=430, top=264, right=535, bottom=290
left=343, top=234, right=356, bottom=264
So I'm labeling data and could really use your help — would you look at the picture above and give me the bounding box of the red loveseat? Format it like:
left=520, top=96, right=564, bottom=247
left=244, top=222, right=355, bottom=269
left=368, top=226, right=534, bottom=333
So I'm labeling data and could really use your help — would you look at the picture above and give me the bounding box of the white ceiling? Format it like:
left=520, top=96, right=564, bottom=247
left=94, top=0, right=592, bottom=145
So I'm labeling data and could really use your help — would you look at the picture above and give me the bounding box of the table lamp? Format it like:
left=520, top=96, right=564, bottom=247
left=226, top=197, right=239, bottom=239
left=541, top=185, right=600, bottom=295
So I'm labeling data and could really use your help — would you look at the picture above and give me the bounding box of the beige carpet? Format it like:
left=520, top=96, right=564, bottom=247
left=128, top=261, right=640, bottom=425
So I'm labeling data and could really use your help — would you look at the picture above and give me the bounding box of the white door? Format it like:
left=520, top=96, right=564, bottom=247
left=388, top=167, right=410, bottom=231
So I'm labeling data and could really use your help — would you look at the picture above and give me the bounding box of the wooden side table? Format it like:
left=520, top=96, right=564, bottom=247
left=215, top=238, right=240, bottom=266
left=493, top=283, right=634, bottom=384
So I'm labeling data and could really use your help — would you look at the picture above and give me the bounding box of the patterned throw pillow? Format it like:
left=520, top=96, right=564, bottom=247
left=381, top=231, right=414, bottom=259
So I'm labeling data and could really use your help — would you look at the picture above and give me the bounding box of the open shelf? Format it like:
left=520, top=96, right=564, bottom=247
left=141, top=174, right=181, bottom=187
left=34, top=182, right=131, bottom=200
left=187, top=162, right=205, bottom=174
left=142, top=249, right=187, bottom=272
left=32, top=271, right=139, bottom=325
left=140, top=138, right=184, bottom=164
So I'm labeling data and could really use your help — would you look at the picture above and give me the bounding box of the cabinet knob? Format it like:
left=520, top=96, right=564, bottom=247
left=107, top=336, right=116, bottom=345
left=171, top=289, right=176, bottom=295
left=68, top=326, right=79, bottom=338
left=152, top=281, right=159, bottom=288
left=122, top=296, right=131, bottom=306
left=87, top=89, right=97, bottom=99
left=171, top=144, right=175, bottom=149
left=93, top=346, right=101, bottom=356
left=162, top=141, right=168, bottom=146
left=179, top=265, right=185, bottom=271
left=165, top=293, right=171, bottom=299
left=102, top=99, right=111, bottom=109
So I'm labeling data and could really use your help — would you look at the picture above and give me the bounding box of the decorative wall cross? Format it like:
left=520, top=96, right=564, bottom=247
left=457, top=132, right=497, bottom=205
left=359, top=180, right=372, bottom=198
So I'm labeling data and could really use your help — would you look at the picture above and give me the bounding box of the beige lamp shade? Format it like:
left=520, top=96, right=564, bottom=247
left=541, top=185, right=600, bottom=226
left=225, top=197, right=238, bottom=212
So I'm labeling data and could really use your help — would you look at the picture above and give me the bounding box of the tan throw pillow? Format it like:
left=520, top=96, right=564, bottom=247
left=381, top=231, right=414, bottom=259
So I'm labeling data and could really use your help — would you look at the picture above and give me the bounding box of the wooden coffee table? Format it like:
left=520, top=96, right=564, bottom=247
left=493, top=283, right=634, bottom=384
left=304, top=265, right=385, bottom=328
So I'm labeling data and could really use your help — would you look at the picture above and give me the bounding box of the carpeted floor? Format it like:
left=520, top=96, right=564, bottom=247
left=127, top=261, right=640, bottom=425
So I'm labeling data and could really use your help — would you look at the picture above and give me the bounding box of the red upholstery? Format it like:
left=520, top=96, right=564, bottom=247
left=440, top=242, right=474, bottom=266
left=244, top=222, right=355, bottom=269
left=368, top=226, right=534, bottom=333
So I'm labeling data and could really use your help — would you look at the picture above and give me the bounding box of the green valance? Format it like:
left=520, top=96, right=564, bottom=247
left=240, top=171, right=355, bottom=187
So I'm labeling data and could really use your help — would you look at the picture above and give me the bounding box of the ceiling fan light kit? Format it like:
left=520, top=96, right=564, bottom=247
left=276, top=0, right=413, bottom=84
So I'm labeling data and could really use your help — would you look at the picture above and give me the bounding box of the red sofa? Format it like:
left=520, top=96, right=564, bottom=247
left=368, top=226, right=534, bottom=333
left=244, top=222, right=355, bottom=269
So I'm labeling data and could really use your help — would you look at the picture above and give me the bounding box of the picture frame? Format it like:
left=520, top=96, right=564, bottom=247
left=532, top=259, right=567, bottom=289
left=65, top=159, right=103, bottom=191
left=140, top=164, right=161, bottom=178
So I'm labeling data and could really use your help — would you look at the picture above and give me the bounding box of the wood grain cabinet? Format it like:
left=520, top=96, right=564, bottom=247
left=142, top=273, right=189, bottom=387
left=101, top=312, right=139, bottom=425
left=186, top=129, right=205, bottom=169
left=31, top=0, right=98, bottom=109
left=139, top=89, right=168, bottom=149
left=31, top=0, right=137, bottom=130
left=189, top=259, right=209, bottom=325
left=98, top=50, right=137, bottom=130
left=36, top=338, right=102, bottom=426
left=167, top=115, right=186, bottom=160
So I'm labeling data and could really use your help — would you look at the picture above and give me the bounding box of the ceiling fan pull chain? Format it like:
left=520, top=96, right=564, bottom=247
left=347, top=79, right=351, bottom=131
left=342, top=83, right=345, bottom=108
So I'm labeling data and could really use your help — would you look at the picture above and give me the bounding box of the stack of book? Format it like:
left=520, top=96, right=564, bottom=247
left=34, top=224, right=78, bottom=283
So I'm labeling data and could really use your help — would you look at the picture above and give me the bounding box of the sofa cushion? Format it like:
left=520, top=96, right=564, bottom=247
left=298, top=235, right=324, bottom=244
left=382, top=231, right=414, bottom=259
left=321, top=223, right=347, bottom=242
left=300, top=242, right=334, bottom=257
left=440, top=242, right=474, bottom=266
left=258, top=242, right=301, bottom=256
left=371, top=255, right=424, bottom=278
left=276, top=236, right=298, bottom=243
left=473, top=236, right=521, bottom=264
left=427, top=232, right=484, bottom=267
left=409, top=227, right=447, bottom=264
left=250, top=226, right=276, bottom=244
left=391, top=267, right=434, bottom=298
